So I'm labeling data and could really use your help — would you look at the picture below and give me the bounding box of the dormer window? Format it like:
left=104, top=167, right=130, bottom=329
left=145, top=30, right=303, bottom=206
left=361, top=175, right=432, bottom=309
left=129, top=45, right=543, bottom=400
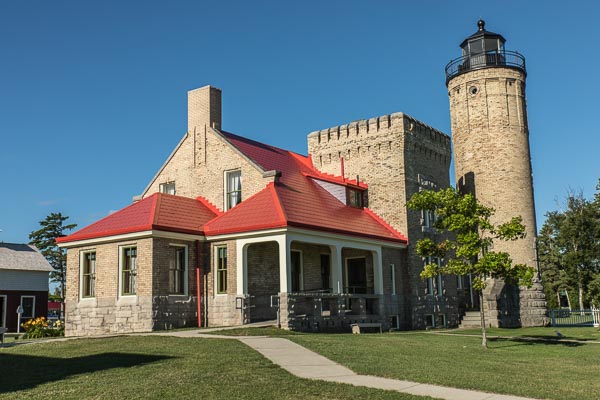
left=225, top=169, right=242, bottom=210
left=347, top=188, right=364, bottom=208
left=159, top=181, right=176, bottom=195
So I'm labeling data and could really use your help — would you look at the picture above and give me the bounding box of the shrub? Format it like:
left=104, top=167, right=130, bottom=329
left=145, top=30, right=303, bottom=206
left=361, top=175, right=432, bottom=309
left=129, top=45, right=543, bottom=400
left=21, top=317, right=64, bottom=339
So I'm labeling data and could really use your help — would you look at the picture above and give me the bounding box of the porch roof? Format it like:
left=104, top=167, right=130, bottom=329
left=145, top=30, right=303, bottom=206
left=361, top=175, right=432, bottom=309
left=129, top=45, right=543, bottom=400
left=56, top=192, right=219, bottom=244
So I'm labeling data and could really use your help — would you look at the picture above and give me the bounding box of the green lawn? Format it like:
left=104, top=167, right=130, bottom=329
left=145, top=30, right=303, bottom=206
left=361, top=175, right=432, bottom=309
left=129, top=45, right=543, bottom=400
left=290, top=330, right=600, bottom=400
left=0, top=336, right=429, bottom=400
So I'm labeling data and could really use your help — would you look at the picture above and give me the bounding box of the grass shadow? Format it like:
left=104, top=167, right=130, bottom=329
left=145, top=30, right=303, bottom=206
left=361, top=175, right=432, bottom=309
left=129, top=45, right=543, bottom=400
left=0, top=352, right=172, bottom=394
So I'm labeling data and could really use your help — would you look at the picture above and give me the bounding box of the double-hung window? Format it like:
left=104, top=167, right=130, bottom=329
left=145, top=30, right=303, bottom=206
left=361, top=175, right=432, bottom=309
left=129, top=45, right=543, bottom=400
left=169, top=246, right=187, bottom=295
left=423, top=209, right=436, bottom=229
left=225, top=170, right=242, bottom=210
left=159, top=181, right=176, bottom=195
left=424, top=257, right=443, bottom=296
left=82, top=251, right=96, bottom=298
left=347, top=188, right=363, bottom=208
left=20, top=296, right=35, bottom=319
left=216, top=246, right=227, bottom=294
left=121, top=247, right=137, bottom=296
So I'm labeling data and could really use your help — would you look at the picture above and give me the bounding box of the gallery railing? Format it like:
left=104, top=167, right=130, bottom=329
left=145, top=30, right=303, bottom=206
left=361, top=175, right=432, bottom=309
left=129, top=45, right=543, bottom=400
left=445, top=50, right=526, bottom=83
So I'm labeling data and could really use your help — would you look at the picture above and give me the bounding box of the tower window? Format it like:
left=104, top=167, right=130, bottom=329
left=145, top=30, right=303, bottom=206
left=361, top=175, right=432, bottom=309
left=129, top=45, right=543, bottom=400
left=469, top=86, right=478, bottom=95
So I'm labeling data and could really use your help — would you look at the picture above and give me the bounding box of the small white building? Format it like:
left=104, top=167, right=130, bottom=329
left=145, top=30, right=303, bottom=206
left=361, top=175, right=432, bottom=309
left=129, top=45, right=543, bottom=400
left=0, top=243, right=53, bottom=332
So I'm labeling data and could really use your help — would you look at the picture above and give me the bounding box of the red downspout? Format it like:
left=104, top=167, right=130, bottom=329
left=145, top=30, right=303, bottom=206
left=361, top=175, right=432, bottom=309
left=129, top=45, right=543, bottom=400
left=196, top=240, right=202, bottom=327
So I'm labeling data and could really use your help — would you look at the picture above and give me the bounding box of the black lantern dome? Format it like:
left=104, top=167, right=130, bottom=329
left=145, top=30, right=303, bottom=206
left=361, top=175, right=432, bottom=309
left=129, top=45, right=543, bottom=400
left=445, top=20, right=525, bottom=85
left=460, top=19, right=506, bottom=56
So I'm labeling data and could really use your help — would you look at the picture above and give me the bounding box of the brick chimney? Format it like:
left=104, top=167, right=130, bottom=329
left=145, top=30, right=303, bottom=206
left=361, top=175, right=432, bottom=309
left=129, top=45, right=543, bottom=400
left=188, top=85, right=222, bottom=132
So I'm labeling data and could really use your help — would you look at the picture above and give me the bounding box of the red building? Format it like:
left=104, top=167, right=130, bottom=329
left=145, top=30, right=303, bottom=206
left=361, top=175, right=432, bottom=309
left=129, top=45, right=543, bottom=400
left=0, top=243, right=52, bottom=332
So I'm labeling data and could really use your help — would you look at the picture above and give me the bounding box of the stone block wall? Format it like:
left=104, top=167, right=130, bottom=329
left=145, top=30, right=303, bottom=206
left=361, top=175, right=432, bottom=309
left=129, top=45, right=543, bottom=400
left=247, top=241, right=280, bottom=321
left=308, top=112, right=456, bottom=329
left=65, top=238, right=154, bottom=336
left=289, top=242, right=331, bottom=292
left=204, top=240, right=241, bottom=326
left=151, top=237, right=199, bottom=329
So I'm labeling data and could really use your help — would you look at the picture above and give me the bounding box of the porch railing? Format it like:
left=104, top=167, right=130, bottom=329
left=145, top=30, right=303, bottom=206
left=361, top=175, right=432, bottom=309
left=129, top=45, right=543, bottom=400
left=277, top=292, right=385, bottom=331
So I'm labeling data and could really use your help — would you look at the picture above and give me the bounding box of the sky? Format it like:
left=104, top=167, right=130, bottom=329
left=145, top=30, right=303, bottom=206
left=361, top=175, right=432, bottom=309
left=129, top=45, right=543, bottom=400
left=1, top=0, right=599, bottom=244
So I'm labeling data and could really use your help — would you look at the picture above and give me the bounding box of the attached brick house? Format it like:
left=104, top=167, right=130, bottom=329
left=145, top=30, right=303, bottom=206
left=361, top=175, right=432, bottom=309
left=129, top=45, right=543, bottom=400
left=57, top=85, right=469, bottom=336
left=0, top=243, right=52, bottom=332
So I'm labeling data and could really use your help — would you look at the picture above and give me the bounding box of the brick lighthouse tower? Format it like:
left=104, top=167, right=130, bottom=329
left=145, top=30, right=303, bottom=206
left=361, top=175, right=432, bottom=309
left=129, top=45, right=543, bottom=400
left=445, top=20, right=546, bottom=327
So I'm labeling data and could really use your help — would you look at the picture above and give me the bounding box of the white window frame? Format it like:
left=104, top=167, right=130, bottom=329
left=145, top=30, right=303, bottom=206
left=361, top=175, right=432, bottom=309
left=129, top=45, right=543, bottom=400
left=422, top=209, right=436, bottom=228
left=0, top=295, right=6, bottom=328
left=119, top=245, right=138, bottom=297
left=224, top=169, right=242, bottom=211
left=424, top=257, right=442, bottom=296
left=79, top=250, right=97, bottom=299
left=20, top=295, right=35, bottom=319
left=214, top=245, right=228, bottom=296
left=291, top=250, right=304, bottom=292
left=437, top=274, right=443, bottom=297
left=426, top=276, right=434, bottom=296
left=159, top=181, right=176, bottom=195
left=169, top=244, right=189, bottom=296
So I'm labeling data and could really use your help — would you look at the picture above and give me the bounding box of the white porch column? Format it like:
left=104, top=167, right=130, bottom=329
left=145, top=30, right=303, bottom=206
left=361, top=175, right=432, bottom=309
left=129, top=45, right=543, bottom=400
left=235, top=234, right=287, bottom=296
left=278, top=236, right=290, bottom=293
left=236, top=242, right=249, bottom=295
left=330, top=245, right=343, bottom=294
left=373, top=248, right=384, bottom=295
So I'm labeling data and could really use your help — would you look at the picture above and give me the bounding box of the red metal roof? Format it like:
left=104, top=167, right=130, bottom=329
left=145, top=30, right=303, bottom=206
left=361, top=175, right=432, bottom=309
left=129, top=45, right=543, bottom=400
left=57, top=193, right=218, bottom=244
left=205, top=132, right=407, bottom=244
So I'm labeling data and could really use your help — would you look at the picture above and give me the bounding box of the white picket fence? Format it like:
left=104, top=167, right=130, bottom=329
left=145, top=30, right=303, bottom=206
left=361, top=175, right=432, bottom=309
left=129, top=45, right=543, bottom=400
left=593, top=305, right=600, bottom=328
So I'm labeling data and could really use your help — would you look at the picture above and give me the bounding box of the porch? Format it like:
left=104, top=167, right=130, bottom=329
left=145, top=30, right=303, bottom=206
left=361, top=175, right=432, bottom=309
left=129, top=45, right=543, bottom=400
left=233, top=229, right=405, bottom=331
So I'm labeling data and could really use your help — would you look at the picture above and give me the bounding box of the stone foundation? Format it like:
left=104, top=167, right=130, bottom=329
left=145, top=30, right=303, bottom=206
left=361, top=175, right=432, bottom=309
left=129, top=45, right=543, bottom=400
left=205, top=294, right=242, bottom=326
left=65, top=296, right=153, bottom=337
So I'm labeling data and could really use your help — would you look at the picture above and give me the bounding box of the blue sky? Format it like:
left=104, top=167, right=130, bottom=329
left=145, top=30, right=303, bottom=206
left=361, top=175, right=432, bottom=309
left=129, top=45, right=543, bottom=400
left=1, top=0, right=598, bottom=244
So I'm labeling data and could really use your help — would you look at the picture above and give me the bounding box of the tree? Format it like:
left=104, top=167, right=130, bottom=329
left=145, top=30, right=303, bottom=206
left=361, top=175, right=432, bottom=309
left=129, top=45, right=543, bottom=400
left=407, top=188, right=534, bottom=349
left=29, top=213, right=76, bottom=319
left=538, top=186, right=600, bottom=310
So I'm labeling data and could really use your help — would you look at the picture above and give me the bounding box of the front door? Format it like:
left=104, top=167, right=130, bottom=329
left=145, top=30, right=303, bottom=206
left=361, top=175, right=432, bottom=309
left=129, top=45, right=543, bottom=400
left=320, top=254, right=331, bottom=292
left=346, top=258, right=367, bottom=294
left=291, top=251, right=302, bottom=292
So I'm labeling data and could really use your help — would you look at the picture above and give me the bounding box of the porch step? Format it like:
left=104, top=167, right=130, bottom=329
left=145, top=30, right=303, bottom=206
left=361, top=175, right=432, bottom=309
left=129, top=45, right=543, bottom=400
left=459, top=311, right=482, bottom=329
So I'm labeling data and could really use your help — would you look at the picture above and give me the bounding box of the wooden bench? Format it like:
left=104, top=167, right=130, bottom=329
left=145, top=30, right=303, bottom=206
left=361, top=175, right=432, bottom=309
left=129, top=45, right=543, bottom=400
left=351, top=322, right=382, bottom=334
left=0, top=327, right=7, bottom=344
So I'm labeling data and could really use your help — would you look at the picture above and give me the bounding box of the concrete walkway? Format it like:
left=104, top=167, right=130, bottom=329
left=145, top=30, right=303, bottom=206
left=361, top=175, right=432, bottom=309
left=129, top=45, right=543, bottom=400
left=237, top=336, right=541, bottom=400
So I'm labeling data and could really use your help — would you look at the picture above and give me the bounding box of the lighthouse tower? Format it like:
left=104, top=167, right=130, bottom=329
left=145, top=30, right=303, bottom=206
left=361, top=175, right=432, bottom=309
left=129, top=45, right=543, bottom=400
left=445, top=20, right=546, bottom=327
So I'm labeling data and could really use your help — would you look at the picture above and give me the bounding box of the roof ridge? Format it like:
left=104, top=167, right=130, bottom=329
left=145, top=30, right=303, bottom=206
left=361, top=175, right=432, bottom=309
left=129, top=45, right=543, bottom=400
left=268, top=182, right=287, bottom=224
left=363, top=208, right=409, bottom=244
left=204, top=182, right=274, bottom=229
left=150, top=193, right=161, bottom=226
left=196, top=196, right=223, bottom=216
